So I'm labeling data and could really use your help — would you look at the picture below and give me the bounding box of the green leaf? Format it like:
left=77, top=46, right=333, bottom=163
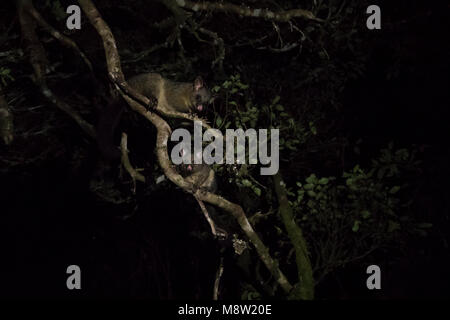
left=303, top=184, right=314, bottom=190
left=51, top=0, right=66, bottom=20
left=272, top=96, right=281, bottom=105
left=275, top=104, right=284, bottom=111
left=306, top=174, right=317, bottom=184
left=352, top=220, right=361, bottom=232
left=345, top=178, right=354, bottom=187
left=241, top=179, right=252, bottom=187
left=318, top=177, right=329, bottom=185
left=417, top=223, right=433, bottom=229
left=387, top=220, right=401, bottom=233
left=389, top=186, right=401, bottom=194
left=215, top=116, right=223, bottom=127
left=253, top=187, right=262, bottom=197
left=361, top=210, right=371, bottom=219
left=307, top=191, right=316, bottom=198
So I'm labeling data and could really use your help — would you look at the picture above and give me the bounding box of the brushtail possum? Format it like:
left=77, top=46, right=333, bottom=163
left=180, top=162, right=218, bottom=194
left=178, top=155, right=228, bottom=239
left=177, top=148, right=217, bottom=193
left=97, top=73, right=211, bottom=160
left=128, top=73, right=211, bottom=114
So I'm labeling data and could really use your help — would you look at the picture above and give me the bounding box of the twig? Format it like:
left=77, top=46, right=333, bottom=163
left=25, top=1, right=93, bottom=72
left=17, top=0, right=95, bottom=139
left=194, top=193, right=218, bottom=236
left=0, top=94, right=14, bottom=145
left=198, top=27, right=225, bottom=71
left=120, top=132, right=146, bottom=191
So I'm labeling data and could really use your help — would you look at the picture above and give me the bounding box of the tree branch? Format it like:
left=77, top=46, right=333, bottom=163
left=25, top=1, right=93, bottom=73
left=17, top=0, right=95, bottom=139
left=273, top=172, right=314, bottom=299
left=120, top=132, right=146, bottom=187
left=0, top=94, right=14, bottom=145
left=78, top=0, right=293, bottom=295
left=175, top=0, right=324, bottom=23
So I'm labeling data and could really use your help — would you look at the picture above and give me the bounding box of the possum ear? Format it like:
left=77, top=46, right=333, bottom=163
left=193, top=76, right=204, bottom=91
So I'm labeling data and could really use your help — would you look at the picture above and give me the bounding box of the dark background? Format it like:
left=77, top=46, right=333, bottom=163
left=0, top=0, right=449, bottom=299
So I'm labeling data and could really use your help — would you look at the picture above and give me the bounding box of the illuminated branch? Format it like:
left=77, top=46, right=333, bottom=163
left=213, top=257, right=224, bottom=300
left=120, top=132, right=146, bottom=189
left=78, top=0, right=293, bottom=295
left=194, top=193, right=218, bottom=236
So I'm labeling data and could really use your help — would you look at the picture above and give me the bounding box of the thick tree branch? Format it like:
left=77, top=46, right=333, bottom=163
left=273, top=172, right=314, bottom=300
left=175, top=0, right=324, bottom=23
left=78, top=0, right=293, bottom=295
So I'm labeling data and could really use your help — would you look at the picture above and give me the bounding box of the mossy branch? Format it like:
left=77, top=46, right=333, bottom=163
left=273, top=172, right=315, bottom=300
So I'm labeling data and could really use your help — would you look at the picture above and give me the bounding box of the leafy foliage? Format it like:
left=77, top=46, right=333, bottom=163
left=0, top=67, right=13, bottom=88
left=286, top=143, right=428, bottom=282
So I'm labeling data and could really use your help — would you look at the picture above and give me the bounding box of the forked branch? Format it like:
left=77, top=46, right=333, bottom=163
left=78, top=0, right=293, bottom=295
